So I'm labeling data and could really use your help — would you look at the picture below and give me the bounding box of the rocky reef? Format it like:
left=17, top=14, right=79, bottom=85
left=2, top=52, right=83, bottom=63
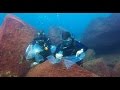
left=79, top=13, right=120, bottom=77
left=83, top=49, right=96, bottom=62
left=1, top=13, right=120, bottom=77
left=83, top=58, right=111, bottom=77
left=0, top=14, right=37, bottom=77
left=26, top=60, right=98, bottom=77
left=111, top=61, right=120, bottom=77
left=81, top=13, right=120, bottom=54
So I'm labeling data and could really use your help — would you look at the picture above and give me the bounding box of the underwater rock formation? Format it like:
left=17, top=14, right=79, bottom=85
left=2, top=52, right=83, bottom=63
left=83, top=49, right=96, bottom=62
left=26, top=60, right=98, bottom=77
left=81, top=13, right=120, bottom=54
left=111, top=61, right=120, bottom=77
left=83, top=58, right=110, bottom=77
left=0, top=28, right=1, bottom=40
left=0, top=14, right=37, bottom=76
left=98, top=53, right=120, bottom=68
left=48, top=27, right=66, bottom=46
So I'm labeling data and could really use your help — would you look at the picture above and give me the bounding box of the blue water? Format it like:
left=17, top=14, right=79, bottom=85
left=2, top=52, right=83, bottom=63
left=0, top=13, right=111, bottom=39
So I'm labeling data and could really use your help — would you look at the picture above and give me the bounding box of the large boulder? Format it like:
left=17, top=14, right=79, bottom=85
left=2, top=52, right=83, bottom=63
left=83, top=49, right=96, bottom=63
left=97, top=53, right=120, bottom=68
left=0, top=14, right=37, bottom=77
left=83, top=58, right=111, bottom=77
left=0, top=30, right=1, bottom=40
left=81, top=13, right=120, bottom=54
left=48, top=27, right=67, bottom=46
left=111, top=61, right=120, bottom=77
left=26, top=60, right=98, bottom=77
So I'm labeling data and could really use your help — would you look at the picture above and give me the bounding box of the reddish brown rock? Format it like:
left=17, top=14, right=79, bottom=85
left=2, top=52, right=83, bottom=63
left=111, top=61, right=120, bottom=77
left=97, top=53, right=120, bottom=68
left=83, top=49, right=96, bottom=62
left=0, top=27, right=2, bottom=40
left=0, top=14, right=37, bottom=76
left=83, top=58, right=110, bottom=77
left=26, top=60, right=98, bottom=77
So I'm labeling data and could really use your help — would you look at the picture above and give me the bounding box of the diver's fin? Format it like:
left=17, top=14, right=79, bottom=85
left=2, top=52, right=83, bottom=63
left=47, top=55, right=57, bottom=64
left=63, top=53, right=85, bottom=63
left=47, top=55, right=61, bottom=64
left=63, top=55, right=80, bottom=63
left=64, top=59, right=75, bottom=69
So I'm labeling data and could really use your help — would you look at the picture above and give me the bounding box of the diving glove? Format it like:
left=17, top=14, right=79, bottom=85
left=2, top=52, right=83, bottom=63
left=76, top=48, right=84, bottom=57
left=55, top=51, right=63, bottom=60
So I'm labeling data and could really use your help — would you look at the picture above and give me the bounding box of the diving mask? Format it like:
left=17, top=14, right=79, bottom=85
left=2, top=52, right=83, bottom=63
left=63, top=38, right=72, bottom=46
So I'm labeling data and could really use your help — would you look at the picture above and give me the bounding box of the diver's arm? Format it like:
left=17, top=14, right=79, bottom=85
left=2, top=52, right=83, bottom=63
left=54, top=44, right=62, bottom=54
left=75, top=41, right=88, bottom=52
left=54, top=44, right=64, bottom=59
left=74, top=40, right=88, bottom=58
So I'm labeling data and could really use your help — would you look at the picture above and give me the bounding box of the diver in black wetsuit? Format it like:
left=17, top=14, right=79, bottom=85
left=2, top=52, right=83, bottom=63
left=54, top=31, right=88, bottom=65
left=25, top=31, right=55, bottom=67
left=33, top=31, right=51, bottom=59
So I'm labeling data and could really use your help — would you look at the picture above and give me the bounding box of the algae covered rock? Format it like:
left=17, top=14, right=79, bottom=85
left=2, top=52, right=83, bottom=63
left=111, top=61, right=120, bottom=77
left=83, top=58, right=110, bottom=77
left=0, top=14, right=37, bottom=76
left=26, top=60, right=98, bottom=77
left=83, top=49, right=96, bottom=62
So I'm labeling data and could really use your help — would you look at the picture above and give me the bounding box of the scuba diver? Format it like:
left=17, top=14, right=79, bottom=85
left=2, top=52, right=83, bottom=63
left=25, top=31, right=56, bottom=67
left=49, top=31, right=88, bottom=68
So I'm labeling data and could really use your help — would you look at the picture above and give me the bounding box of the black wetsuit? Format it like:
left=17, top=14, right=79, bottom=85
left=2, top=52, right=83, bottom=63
left=55, top=38, right=88, bottom=56
left=31, top=36, right=51, bottom=61
left=55, top=38, right=88, bottom=65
